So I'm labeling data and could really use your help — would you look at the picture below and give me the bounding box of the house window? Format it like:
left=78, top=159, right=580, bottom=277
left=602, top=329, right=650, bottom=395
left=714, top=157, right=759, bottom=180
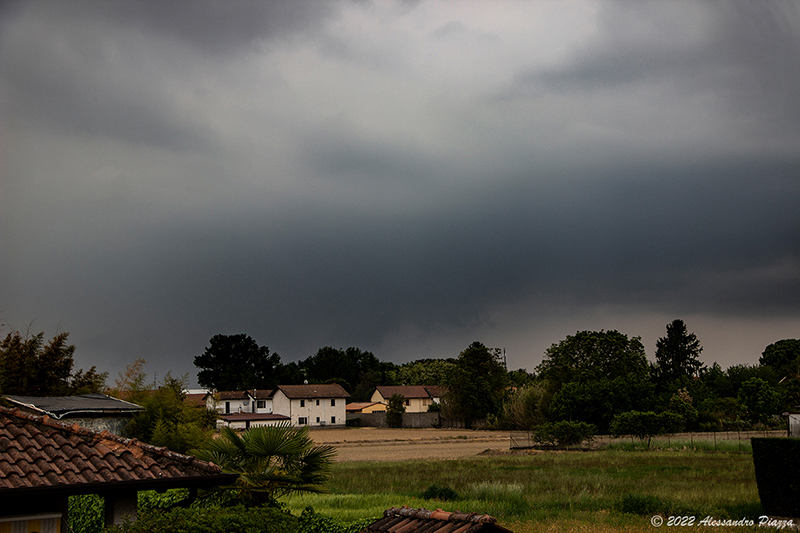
left=316, top=399, right=320, bottom=406
left=331, top=399, right=336, bottom=406
left=300, top=399, right=305, bottom=407
left=298, top=417, right=307, bottom=425
left=257, top=400, right=266, bottom=409
left=243, top=400, right=249, bottom=406
left=331, top=416, right=336, bottom=424
left=316, top=417, right=320, bottom=423
left=405, top=399, right=410, bottom=406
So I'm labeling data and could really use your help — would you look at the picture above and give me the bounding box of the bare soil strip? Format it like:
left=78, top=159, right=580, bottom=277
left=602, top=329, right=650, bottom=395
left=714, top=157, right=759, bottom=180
left=309, top=428, right=512, bottom=462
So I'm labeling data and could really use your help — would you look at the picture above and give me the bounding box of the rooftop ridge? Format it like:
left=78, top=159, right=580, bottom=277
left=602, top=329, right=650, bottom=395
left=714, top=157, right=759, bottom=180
left=0, top=405, right=220, bottom=474
left=385, top=506, right=498, bottom=524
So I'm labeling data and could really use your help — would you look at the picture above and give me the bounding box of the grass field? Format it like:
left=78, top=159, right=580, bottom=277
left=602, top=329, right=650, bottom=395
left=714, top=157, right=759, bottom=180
left=284, top=448, right=762, bottom=533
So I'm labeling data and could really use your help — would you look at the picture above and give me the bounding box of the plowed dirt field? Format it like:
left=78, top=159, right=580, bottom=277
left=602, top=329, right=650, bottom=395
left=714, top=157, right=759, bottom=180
left=308, top=428, right=513, bottom=462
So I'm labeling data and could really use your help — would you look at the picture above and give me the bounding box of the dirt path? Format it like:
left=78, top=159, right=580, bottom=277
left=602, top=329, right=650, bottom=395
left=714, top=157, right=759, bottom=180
left=308, top=428, right=512, bottom=462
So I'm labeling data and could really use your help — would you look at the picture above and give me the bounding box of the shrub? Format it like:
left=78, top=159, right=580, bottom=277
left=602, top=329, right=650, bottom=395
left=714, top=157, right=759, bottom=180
left=105, top=505, right=298, bottom=533
left=422, top=484, right=459, bottom=501
left=616, top=493, right=666, bottom=515
left=299, top=507, right=375, bottom=533
left=610, top=411, right=685, bottom=448
left=533, top=421, right=595, bottom=448
left=386, top=394, right=406, bottom=428
left=69, top=495, right=103, bottom=533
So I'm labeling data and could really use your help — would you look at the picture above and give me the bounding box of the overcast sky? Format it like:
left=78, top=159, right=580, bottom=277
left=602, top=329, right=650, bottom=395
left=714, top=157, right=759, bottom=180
left=1, top=0, right=798, bottom=387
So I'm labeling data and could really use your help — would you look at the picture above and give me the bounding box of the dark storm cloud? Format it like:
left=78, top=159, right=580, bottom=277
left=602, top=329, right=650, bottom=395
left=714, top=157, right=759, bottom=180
left=1, top=0, right=798, bottom=381
left=33, top=153, right=796, bottom=368
left=0, top=0, right=334, bottom=151
left=523, top=2, right=800, bottom=134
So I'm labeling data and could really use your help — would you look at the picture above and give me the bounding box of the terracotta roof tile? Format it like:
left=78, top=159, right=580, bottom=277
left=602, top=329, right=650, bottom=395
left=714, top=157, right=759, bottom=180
left=0, top=406, right=237, bottom=496
left=375, top=386, right=432, bottom=400
left=361, top=507, right=512, bottom=533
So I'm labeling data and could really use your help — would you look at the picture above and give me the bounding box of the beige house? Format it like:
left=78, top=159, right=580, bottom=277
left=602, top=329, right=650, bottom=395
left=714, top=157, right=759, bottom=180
left=371, top=386, right=442, bottom=413
left=270, top=384, right=349, bottom=427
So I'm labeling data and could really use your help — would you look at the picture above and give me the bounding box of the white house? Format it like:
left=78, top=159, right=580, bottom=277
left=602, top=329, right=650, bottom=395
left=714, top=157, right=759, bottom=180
left=270, top=384, right=349, bottom=427
left=206, top=390, right=273, bottom=415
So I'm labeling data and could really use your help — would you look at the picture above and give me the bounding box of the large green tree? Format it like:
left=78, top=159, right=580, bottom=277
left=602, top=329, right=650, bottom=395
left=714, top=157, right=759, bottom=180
left=537, top=330, right=650, bottom=388
left=536, top=330, right=653, bottom=429
left=192, top=423, right=336, bottom=507
left=391, top=358, right=456, bottom=387
left=300, top=346, right=393, bottom=401
left=442, top=341, right=508, bottom=425
left=654, top=319, right=704, bottom=390
left=737, top=377, right=783, bottom=424
left=194, top=334, right=282, bottom=391
left=760, top=339, right=800, bottom=378
left=0, top=329, right=107, bottom=396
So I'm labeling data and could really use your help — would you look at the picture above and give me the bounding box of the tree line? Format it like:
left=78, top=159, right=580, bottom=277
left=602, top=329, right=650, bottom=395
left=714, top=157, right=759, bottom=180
left=2, top=321, right=799, bottom=451
left=194, top=323, right=800, bottom=435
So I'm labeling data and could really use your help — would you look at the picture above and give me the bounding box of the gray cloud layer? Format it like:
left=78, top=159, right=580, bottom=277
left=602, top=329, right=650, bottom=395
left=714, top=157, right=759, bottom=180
left=2, top=1, right=798, bottom=382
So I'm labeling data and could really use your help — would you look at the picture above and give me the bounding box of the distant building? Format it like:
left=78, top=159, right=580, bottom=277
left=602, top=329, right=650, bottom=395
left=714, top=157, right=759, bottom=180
left=205, top=390, right=274, bottom=416
left=216, top=412, right=291, bottom=430
left=346, top=402, right=386, bottom=414
left=270, top=384, right=349, bottom=427
left=371, top=386, right=442, bottom=413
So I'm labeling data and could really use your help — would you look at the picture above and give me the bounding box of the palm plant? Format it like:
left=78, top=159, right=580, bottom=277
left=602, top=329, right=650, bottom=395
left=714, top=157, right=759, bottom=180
left=191, top=422, right=337, bottom=506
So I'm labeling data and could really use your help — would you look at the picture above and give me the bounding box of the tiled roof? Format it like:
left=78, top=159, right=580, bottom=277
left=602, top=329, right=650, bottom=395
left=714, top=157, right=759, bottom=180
left=273, top=384, right=350, bottom=399
left=0, top=406, right=237, bottom=496
left=424, top=386, right=444, bottom=399
left=215, top=390, right=253, bottom=400
left=4, top=394, right=143, bottom=418
left=361, top=507, right=513, bottom=533
left=375, top=386, right=433, bottom=399
left=184, top=393, right=207, bottom=408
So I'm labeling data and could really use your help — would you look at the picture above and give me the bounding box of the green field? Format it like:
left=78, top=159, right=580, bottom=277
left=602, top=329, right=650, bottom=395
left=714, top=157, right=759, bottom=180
left=284, top=448, right=762, bottom=533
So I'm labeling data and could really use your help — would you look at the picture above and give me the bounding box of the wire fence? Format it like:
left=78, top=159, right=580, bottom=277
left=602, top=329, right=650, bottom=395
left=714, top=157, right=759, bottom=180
left=509, top=429, right=787, bottom=451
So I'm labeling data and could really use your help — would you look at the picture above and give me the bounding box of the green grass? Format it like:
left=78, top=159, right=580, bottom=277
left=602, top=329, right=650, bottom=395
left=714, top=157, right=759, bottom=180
left=283, top=449, right=762, bottom=532
left=605, top=437, right=752, bottom=453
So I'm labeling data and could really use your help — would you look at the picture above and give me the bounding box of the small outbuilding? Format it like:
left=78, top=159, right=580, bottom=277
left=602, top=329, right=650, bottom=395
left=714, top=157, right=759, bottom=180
left=3, top=393, right=143, bottom=435
left=361, top=506, right=513, bottom=533
left=0, top=406, right=237, bottom=530
left=217, top=412, right=291, bottom=430
left=346, top=402, right=386, bottom=414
